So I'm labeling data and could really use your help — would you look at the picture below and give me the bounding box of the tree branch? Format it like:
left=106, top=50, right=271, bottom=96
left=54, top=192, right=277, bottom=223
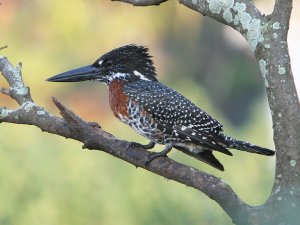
left=272, top=0, right=293, bottom=30
left=259, top=0, right=300, bottom=216
left=115, top=0, right=264, bottom=52
left=0, top=57, right=33, bottom=106
left=0, top=55, right=251, bottom=224
left=111, top=0, right=168, bottom=6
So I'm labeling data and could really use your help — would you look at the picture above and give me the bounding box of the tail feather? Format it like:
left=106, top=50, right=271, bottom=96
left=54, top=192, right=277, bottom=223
left=225, top=136, right=275, bottom=156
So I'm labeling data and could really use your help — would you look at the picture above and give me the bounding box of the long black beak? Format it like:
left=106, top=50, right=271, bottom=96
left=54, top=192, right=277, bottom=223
left=47, top=65, right=100, bottom=82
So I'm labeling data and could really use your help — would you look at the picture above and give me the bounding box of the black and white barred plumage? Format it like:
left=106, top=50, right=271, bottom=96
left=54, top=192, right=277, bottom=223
left=47, top=44, right=275, bottom=171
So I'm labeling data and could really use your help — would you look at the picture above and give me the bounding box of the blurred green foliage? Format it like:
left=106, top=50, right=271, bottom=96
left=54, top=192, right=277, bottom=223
left=0, top=1, right=274, bottom=225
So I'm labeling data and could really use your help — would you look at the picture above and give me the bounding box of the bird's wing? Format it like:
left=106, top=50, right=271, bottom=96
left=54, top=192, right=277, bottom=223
left=173, top=125, right=232, bottom=155
left=124, top=80, right=223, bottom=133
left=124, top=80, right=231, bottom=154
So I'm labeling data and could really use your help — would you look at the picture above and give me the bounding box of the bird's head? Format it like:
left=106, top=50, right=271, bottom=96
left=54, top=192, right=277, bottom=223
left=47, top=44, right=158, bottom=85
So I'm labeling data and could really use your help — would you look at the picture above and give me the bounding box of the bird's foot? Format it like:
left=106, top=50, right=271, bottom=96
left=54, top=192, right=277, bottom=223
left=130, top=141, right=155, bottom=149
left=145, top=152, right=168, bottom=166
left=145, top=144, right=173, bottom=166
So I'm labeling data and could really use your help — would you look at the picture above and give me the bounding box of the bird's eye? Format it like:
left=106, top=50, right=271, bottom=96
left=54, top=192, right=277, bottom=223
left=96, top=59, right=113, bottom=67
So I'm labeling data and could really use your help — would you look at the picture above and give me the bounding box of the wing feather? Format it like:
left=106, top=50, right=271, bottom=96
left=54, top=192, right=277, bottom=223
left=124, top=81, right=230, bottom=155
left=173, top=125, right=232, bottom=156
left=124, top=81, right=223, bottom=131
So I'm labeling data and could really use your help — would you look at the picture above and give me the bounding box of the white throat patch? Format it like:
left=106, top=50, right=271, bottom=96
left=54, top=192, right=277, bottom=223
left=111, top=72, right=127, bottom=81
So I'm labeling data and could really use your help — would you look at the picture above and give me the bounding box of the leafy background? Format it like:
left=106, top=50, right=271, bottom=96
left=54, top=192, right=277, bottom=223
left=1, top=0, right=298, bottom=224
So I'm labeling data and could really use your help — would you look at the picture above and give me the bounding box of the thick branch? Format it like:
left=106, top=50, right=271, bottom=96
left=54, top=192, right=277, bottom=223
left=0, top=55, right=252, bottom=224
left=256, top=0, right=300, bottom=217
left=115, top=0, right=264, bottom=52
left=272, top=0, right=293, bottom=30
left=111, top=0, right=168, bottom=6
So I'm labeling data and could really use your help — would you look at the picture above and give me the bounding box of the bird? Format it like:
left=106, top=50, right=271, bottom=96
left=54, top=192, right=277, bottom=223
left=47, top=44, right=275, bottom=171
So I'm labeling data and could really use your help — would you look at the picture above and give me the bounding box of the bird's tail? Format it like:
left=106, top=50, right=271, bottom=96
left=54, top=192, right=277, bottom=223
left=224, top=135, right=275, bottom=156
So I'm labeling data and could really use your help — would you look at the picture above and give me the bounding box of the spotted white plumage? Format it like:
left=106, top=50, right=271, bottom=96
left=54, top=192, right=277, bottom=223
left=124, top=80, right=223, bottom=136
left=121, top=78, right=273, bottom=170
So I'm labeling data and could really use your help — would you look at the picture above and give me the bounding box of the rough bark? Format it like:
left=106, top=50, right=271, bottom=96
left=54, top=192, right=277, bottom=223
left=1, top=0, right=300, bottom=223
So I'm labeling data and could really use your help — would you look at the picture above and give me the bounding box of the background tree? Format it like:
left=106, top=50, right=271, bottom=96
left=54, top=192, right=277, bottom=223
left=0, top=0, right=299, bottom=224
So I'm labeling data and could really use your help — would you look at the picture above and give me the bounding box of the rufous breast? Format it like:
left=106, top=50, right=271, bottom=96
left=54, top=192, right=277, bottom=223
left=108, top=80, right=129, bottom=119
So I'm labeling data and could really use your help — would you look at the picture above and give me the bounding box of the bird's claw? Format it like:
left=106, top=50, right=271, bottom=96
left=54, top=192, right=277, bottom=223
left=129, top=141, right=155, bottom=149
left=145, top=152, right=168, bottom=166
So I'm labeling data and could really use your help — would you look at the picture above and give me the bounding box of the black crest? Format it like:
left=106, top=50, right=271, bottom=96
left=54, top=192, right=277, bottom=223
left=95, top=44, right=158, bottom=81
